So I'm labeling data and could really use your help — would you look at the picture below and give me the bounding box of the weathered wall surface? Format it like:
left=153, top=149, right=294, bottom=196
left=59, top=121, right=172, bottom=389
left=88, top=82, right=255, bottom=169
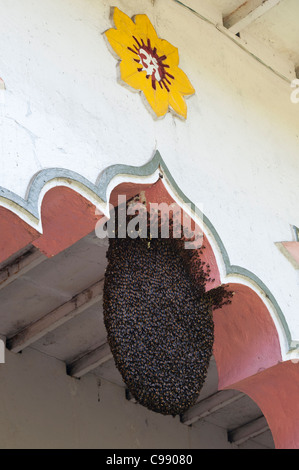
left=0, top=1, right=298, bottom=357
left=0, top=347, right=234, bottom=449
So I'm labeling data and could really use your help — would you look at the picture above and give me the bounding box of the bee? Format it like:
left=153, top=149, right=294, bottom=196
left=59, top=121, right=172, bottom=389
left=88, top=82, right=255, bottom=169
left=103, top=197, right=232, bottom=416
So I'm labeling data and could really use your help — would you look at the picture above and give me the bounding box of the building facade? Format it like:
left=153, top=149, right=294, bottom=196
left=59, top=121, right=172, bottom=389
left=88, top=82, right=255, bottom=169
left=0, top=0, right=299, bottom=449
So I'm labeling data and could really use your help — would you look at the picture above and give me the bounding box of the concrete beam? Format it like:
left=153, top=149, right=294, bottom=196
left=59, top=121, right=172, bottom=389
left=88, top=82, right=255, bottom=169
left=173, top=0, right=223, bottom=25
left=7, top=279, right=104, bottom=353
left=228, top=416, right=269, bottom=445
left=0, top=247, right=46, bottom=291
left=67, top=342, right=112, bottom=378
left=181, top=390, right=244, bottom=426
left=223, top=0, right=282, bottom=34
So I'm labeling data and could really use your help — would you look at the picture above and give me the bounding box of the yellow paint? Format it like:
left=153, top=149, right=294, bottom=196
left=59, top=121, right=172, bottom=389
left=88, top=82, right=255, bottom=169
left=105, top=8, right=195, bottom=119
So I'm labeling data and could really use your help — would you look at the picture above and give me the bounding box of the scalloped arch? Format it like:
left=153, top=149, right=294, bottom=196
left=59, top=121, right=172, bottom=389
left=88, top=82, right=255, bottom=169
left=2, top=151, right=299, bottom=446
left=0, top=150, right=292, bottom=356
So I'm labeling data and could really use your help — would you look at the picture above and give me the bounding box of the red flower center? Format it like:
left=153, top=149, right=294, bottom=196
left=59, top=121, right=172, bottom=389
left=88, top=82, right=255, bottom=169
left=128, top=37, right=174, bottom=91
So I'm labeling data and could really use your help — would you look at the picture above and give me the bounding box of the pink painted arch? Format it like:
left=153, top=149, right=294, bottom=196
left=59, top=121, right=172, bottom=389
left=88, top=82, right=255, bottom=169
left=0, top=177, right=297, bottom=448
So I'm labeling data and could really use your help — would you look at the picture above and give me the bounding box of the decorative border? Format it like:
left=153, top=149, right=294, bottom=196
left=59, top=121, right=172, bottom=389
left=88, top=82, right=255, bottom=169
left=0, top=150, right=293, bottom=351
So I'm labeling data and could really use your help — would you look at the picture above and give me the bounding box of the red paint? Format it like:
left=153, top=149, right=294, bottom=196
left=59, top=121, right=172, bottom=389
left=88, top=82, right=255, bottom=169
left=0, top=206, right=40, bottom=264
left=0, top=180, right=295, bottom=447
left=32, top=183, right=156, bottom=257
left=33, top=186, right=104, bottom=257
left=129, top=36, right=173, bottom=92
left=142, top=180, right=220, bottom=288
left=213, top=283, right=282, bottom=389
left=109, top=182, right=153, bottom=208
left=141, top=178, right=178, bottom=203
left=231, top=361, right=299, bottom=449
left=281, top=241, right=299, bottom=266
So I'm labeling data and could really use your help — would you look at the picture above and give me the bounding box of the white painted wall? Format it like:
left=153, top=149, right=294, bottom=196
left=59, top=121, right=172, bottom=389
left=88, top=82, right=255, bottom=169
left=0, top=0, right=299, bottom=352
left=0, top=347, right=235, bottom=449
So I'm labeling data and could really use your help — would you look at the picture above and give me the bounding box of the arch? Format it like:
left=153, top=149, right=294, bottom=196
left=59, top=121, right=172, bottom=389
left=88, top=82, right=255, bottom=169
left=0, top=151, right=292, bottom=352
left=0, top=206, right=40, bottom=264
left=213, top=283, right=282, bottom=389
left=230, top=361, right=299, bottom=449
left=0, top=151, right=297, bottom=447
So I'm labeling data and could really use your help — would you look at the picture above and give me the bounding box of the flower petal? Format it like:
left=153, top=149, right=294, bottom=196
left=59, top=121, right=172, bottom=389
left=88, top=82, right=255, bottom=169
left=113, top=7, right=136, bottom=36
left=119, top=57, right=141, bottom=88
left=105, top=28, right=132, bottom=59
left=142, top=80, right=169, bottom=117
left=105, top=8, right=194, bottom=119
left=169, top=89, right=187, bottom=119
left=172, top=66, right=195, bottom=96
left=159, top=39, right=179, bottom=66
left=134, top=14, right=159, bottom=44
left=119, top=60, right=169, bottom=117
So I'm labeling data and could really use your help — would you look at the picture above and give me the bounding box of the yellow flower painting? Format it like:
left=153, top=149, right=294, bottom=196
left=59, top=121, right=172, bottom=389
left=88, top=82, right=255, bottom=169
left=105, top=7, right=195, bottom=119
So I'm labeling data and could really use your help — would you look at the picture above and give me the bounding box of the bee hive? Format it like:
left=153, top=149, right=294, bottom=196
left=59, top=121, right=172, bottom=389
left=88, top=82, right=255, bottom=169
left=103, top=207, right=232, bottom=415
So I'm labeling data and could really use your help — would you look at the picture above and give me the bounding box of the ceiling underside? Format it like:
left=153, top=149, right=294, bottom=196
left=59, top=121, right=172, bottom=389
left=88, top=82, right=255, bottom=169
left=0, top=230, right=275, bottom=449
left=182, top=0, right=299, bottom=79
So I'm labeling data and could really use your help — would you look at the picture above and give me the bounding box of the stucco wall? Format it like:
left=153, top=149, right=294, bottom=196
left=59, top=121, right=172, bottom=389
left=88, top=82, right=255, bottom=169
left=0, top=1, right=299, bottom=353
left=0, top=347, right=235, bottom=449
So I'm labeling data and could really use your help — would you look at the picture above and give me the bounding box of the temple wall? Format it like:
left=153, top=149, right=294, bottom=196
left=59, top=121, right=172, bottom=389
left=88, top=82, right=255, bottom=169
left=0, top=0, right=299, bottom=395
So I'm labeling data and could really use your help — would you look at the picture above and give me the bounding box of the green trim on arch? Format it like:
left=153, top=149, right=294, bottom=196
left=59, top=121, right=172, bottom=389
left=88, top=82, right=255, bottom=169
left=0, top=150, right=293, bottom=350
